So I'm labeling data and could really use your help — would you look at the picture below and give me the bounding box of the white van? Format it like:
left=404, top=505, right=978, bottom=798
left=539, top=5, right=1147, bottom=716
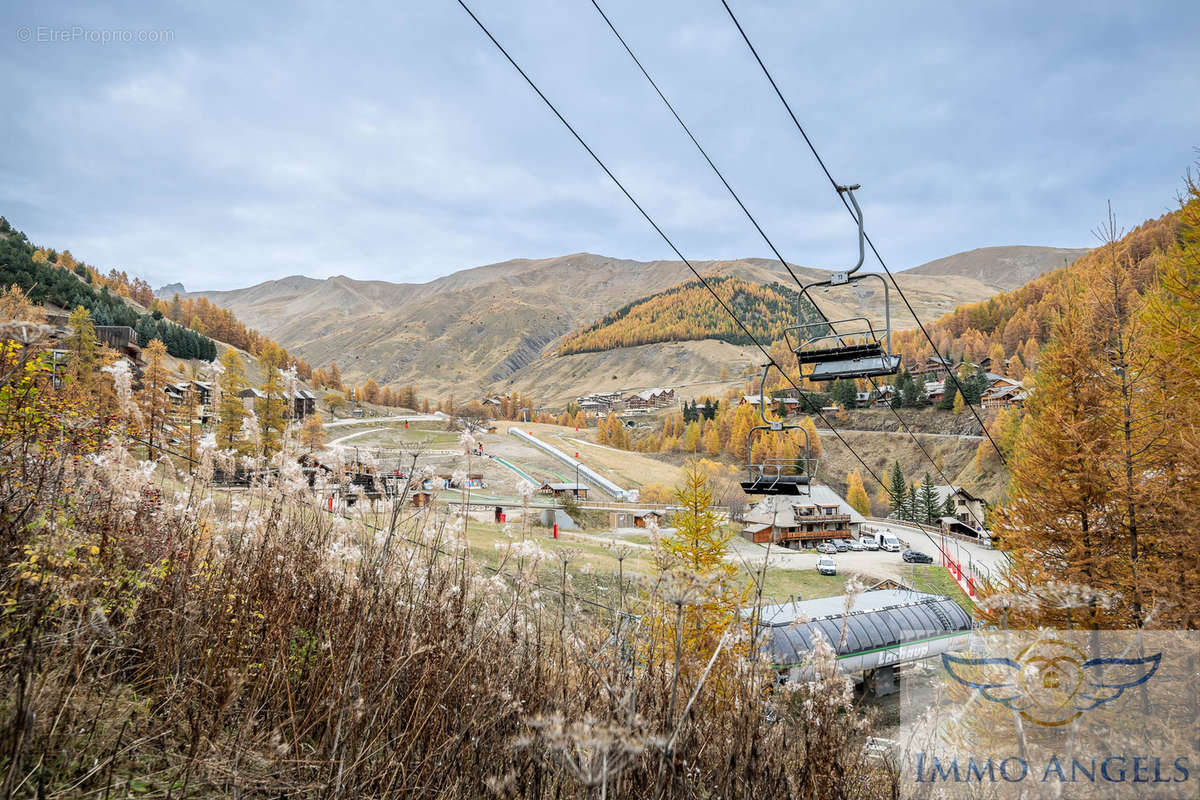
left=880, top=533, right=901, bottom=552
left=859, top=533, right=880, bottom=551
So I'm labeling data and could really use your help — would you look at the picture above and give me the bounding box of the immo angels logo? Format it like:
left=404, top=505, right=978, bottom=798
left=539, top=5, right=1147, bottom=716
left=942, top=638, right=1161, bottom=727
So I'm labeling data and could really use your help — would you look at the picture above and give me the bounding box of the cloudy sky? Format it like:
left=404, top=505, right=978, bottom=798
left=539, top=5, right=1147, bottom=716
left=2, top=0, right=1197, bottom=291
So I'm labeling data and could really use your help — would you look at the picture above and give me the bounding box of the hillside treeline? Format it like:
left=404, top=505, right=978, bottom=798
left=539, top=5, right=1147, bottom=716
left=558, top=276, right=825, bottom=355
left=895, top=212, right=1179, bottom=380
left=0, top=215, right=318, bottom=375
left=0, top=220, right=218, bottom=361
left=982, top=175, right=1200, bottom=629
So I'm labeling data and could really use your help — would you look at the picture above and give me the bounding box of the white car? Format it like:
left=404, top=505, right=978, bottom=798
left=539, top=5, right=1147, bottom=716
left=816, top=542, right=837, bottom=555
left=859, top=534, right=880, bottom=551
left=847, top=539, right=866, bottom=551
left=816, top=556, right=837, bottom=576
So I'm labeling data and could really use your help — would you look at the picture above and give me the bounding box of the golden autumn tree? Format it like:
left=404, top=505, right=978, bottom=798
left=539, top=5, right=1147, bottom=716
left=64, top=305, right=100, bottom=387
left=0, top=285, right=46, bottom=322
left=701, top=418, right=721, bottom=455
left=137, top=339, right=173, bottom=453
left=256, top=343, right=288, bottom=457
left=650, top=460, right=748, bottom=694
left=299, top=412, right=326, bottom=451
left=990, top=287, right=1115, bottom=627
left=989, top=192, right=1198, bottom=629
left=793, top=414, right=822, bottom=460
left=1131, top=177, right=1200, bottom=627
left=845, top=469, right=871, bottom=517
left=216, top=348, right=249, bottom=451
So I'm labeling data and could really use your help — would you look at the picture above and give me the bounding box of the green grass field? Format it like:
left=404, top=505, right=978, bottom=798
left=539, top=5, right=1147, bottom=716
left=905, top=564, right=975, bottom=610
left=452, top=519, right=851, bottom=614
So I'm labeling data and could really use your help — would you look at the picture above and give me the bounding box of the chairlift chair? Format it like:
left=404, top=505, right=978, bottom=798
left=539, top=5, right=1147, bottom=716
left=788, top=185, right=901, bottom=382
left=741, top=364, right=817, bottom=496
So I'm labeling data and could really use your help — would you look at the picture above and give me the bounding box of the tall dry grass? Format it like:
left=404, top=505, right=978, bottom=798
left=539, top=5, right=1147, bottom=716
left=0, top=334, right=895, bottom=799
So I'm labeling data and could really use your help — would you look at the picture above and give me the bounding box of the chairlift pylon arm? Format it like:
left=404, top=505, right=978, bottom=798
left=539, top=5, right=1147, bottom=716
left=799, top=184, right=865, bottom=302
left=746, top=361, right=810, bottom=459
left=755, top=362, right=783, bottom=428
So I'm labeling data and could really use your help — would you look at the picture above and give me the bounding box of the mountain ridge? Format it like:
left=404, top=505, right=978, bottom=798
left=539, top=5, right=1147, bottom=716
left=181, top=245, right=1079, bottom=401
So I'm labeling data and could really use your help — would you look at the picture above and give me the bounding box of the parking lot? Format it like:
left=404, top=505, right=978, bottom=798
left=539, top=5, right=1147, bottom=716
left=727, top=520, right=1006, bottom=590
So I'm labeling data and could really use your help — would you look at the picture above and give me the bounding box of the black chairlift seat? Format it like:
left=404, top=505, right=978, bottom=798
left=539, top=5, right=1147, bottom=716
left=790, top=184, right=902, bottom=383
left=798, top=340, right=885, bottom=364
left=806, top=352, right=901, bottom=382
left=741, top=474, right=812, bottom=496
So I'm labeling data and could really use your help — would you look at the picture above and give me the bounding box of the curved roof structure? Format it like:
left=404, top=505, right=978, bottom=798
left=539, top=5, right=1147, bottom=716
left=757, top=590, right=973, bottom=671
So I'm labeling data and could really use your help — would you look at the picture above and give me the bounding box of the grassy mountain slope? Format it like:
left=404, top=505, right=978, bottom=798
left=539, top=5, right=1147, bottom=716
left=906, top=245, right=1089, bottom=290
left=557, top=276, right=823, bottom=355
left=186, top=251, right=1018, bottom=399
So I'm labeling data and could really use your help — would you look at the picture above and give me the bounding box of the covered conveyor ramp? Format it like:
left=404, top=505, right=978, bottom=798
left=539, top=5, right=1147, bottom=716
left=757, top=590, right=973, bottom=695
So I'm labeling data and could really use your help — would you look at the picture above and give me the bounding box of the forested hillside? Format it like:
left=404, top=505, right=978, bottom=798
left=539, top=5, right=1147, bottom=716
left=0, top=218, right=217, bottom=360
left=558, top=276, right=823, bottom=355
left=896, top=213, right=1178, bottom=379
left=981, top=177, right=1199, bottom=629
left=0, top=216, right=313, bottom=372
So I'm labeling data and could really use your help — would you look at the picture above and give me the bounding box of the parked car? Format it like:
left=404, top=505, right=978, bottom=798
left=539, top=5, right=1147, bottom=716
left=847, top=538, right=865, bottom=551
left=832, top=538, right=851, bottom=552
left=902, top=549, right=934, bottom=564
left=816, top=556, right=837, bottom=576
left=879, top=533, right=902, bottom=552
left=816, top=542, right=837, bottom=555
left=859, top=533, right=880, bottom=551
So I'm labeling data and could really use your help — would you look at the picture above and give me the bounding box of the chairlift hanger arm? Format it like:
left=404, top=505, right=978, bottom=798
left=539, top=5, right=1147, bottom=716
left=799, top=184, right=864, bottom=300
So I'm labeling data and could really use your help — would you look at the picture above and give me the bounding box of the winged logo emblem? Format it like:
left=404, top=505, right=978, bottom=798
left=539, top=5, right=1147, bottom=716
left=942, top=638, right=1161, bottom=727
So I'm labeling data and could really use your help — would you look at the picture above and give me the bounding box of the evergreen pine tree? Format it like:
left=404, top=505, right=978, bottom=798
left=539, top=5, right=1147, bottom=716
left=905, top=483, right=921, bottom=522
left=918, top=473, right=939, bottom=524
left=887, top=461, right=907, bottom=517
left=942, top=492, right=957, bottom=520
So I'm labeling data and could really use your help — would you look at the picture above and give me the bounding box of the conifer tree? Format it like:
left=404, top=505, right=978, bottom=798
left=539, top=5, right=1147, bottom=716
left=797, top=415, right=822, bottom=459
left=887, top=461, right=907, bottom=517
left=701, top=418, right=721, bottom=456
left=137, top=339, right=172, bottom=453
left=65, top=305, right=99, bottom=386
left=991, top=288, right=1116, bottom=627
left=216, top=349, right=249, bottom=451
left=256, top=344, right=287, bottom=457
left=845, top=469, right=871, bottom=517
left=300, top=412, right=326, bottom=451
left=663, top=461, right=732, bottom=576
left=942, top=493, right=957, bottom=520
left=917, top=473, right=939, bottom=525
left=905, top=483, right=920, bottom=523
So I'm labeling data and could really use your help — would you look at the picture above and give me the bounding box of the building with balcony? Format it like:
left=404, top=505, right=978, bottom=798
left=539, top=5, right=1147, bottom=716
left=741, top=485, right=866, bottom=547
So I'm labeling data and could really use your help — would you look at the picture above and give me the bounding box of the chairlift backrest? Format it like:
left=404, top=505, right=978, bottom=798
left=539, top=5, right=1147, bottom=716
left=741, top=364, right=816, bottom=496
left=789, top=186, right=901, bottom=382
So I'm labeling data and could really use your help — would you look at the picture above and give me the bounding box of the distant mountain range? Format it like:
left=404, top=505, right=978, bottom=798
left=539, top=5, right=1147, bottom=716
left=905, top=245, right=1088, bottom=289
left=170, top=245, right=1087, bottom=403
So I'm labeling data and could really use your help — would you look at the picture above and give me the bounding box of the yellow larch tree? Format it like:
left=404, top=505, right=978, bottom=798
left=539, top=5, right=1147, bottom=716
left=137, top=339, right=173, bottom=454
left=845, top=469, right=871, bottom=517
